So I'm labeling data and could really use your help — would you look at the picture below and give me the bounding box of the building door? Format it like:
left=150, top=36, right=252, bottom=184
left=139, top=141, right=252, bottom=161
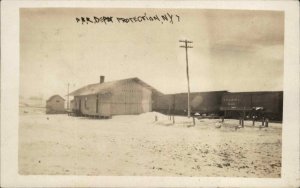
left=99, top=94, right=111, bottom=116
left=78, top=99, right=81, bottom=113
left=96, top=95, right=99, bottom=113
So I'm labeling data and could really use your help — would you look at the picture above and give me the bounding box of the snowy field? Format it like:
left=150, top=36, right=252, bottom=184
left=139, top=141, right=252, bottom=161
left=19, top=107, right=282, bottom=177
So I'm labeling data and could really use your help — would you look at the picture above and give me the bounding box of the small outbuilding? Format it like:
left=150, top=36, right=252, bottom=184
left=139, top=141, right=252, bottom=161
left=46, top=95, right=66, bottom=114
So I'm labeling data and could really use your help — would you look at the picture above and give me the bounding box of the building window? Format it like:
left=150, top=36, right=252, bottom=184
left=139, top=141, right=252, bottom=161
left=56, top=100, right=60, bottom=103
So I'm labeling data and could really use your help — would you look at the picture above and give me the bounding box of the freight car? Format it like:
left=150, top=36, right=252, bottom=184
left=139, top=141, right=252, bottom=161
left=220, top=91, right=283, bottom=121
left=152, top=91, right=227, bottom=116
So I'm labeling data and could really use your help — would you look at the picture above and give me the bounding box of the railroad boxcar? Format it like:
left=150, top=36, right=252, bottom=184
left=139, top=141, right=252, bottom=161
left=220, top=91, right=283, bottom=121
left=152, top=94, right=175, bottom=114
left=152, top=91, right=227, bottom=116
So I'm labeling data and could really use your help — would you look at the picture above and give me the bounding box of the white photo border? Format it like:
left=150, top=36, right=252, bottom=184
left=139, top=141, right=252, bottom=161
left=1, top=1, right=299, bottom=187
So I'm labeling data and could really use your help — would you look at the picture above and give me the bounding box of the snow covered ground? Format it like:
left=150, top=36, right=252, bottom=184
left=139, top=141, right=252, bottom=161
left=19, top=108, right=282, bottom=177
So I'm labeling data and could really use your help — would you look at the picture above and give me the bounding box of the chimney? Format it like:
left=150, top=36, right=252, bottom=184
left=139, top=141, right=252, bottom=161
left=100, top=76, right=105, bottom=84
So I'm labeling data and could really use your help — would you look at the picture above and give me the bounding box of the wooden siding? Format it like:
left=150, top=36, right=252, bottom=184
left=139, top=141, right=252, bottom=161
left=98, top=93, right=112, bottom=116
left=110, top=80, right=152, bottom=115
left=73, top=94, right=111, bottom=116
left=70, top=100, right=75, bottom=111
left=72, top=79, right=152, bottom=116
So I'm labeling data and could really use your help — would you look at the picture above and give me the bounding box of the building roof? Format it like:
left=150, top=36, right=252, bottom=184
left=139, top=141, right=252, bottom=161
left=167, top=90, right=228, bottom=95
left=69, top=77, right=163, bottom=97
left=222, top=91, right=283, bottom=95
left=47, top=95, right=65, bottom=102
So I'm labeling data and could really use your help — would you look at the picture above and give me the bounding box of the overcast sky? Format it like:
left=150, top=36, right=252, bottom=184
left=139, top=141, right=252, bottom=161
left=20, top=8, right=284, bottom=99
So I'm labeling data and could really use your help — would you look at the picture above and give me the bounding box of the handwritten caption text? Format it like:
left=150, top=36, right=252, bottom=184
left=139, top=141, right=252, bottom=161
left=76, top=13, right=180, bottom=25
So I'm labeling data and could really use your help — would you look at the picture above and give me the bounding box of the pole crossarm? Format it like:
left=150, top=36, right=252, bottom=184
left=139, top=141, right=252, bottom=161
left=179, top=40, right=193, bottom=43
left=179, top=46, right=193, bottom=48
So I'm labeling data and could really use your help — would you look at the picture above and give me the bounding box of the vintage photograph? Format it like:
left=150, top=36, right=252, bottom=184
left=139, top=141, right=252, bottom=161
left=19, top=8, right=284, bottom=178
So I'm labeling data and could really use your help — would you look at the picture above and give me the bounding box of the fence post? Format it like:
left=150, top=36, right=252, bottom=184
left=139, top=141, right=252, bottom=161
left=168, top=105, right=171, bottom=120
left=262, top=117, right=265, bottom=127
left=265, top=118, right=269, bottom=127
left=172, top=115, right=175, bottom=124
left=193, top=117, right=195, bottom=126
left=155, top=115, right=158, bottom=122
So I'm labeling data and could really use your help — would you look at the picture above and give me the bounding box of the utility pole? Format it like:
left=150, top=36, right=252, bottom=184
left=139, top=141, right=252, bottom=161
left=67, top=83, right=70, bottom=110
left=179, top=39, right=193, bottom=118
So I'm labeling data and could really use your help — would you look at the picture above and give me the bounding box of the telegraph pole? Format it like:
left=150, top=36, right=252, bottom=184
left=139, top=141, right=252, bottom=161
left=179, top=39, right=193, bottom=118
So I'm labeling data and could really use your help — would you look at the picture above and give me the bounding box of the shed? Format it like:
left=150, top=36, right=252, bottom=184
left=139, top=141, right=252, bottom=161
left=46, top=95, right=66, bottom=114
left=69, top=77, right=162, bottom=117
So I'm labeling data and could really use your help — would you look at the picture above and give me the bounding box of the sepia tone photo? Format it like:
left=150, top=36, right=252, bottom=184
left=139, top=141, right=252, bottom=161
left=19, top=8, right=284, bottom=178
